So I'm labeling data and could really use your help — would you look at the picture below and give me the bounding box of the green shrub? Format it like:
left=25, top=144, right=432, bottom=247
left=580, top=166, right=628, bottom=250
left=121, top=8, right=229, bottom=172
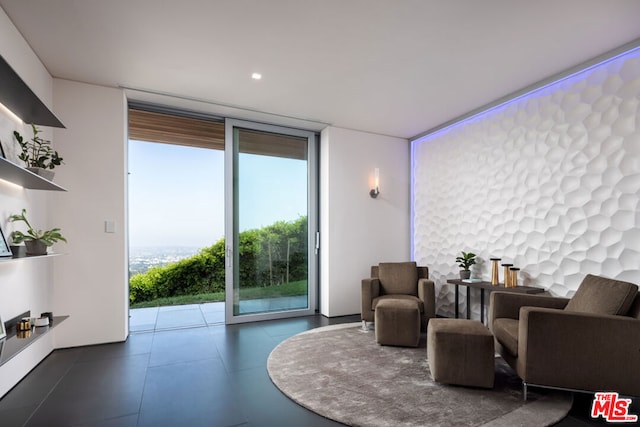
left=129, top=267, right=162, bottom=303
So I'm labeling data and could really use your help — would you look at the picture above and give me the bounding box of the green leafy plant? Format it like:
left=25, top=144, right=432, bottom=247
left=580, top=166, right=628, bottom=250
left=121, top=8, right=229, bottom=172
left=14, top=124, right=64, bottom=170
left=455, top=251, right=476, bottom=271
left=9, top=208, right=67, bottom=246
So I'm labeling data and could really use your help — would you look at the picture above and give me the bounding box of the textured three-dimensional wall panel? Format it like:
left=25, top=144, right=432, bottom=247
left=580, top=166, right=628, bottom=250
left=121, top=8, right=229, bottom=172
left=412, top=51, right=640, bottom=319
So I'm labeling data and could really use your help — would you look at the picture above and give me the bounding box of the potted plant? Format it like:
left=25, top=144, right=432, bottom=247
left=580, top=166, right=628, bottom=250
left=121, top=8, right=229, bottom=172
left=455, top=251, right=476, bottom=280
left=9, top=209, right=67, bottom=255
left=13, top=124, right=63, bottom=181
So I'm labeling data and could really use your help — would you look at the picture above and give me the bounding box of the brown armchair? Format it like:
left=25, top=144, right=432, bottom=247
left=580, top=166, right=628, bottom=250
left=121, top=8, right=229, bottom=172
left=361, top=261, right=436, bottom=330
left=490, top=274, right=640, bottom=398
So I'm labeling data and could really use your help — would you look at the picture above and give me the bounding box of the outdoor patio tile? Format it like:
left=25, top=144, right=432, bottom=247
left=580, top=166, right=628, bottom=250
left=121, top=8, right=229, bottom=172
left=199, top=301, right=225, bottom=313
left=154, top=307, right=206, bottom=330
left=203, top=310, right=225, bottom=324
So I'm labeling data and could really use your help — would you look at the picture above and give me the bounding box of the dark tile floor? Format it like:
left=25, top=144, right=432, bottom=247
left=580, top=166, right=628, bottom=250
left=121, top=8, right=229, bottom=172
left=0, top=313, right=622, bottom=427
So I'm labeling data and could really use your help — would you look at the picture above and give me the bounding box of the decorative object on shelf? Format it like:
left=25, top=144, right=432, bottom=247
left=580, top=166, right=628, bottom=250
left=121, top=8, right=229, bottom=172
left=490, top=258, right=501, bottom=285
left=13, top=124, right=63, bottom=181
left=0, top=314, right=5, bottom=340
left=501, top=263, right=513, bottom=287
left=9, top=245, right=24, bottom=257
left=369, top=167, right=380, bottom=198
left=8, top=208, right=67, bottom=256
left=17, top=319, right=31, bottom=331
left=0, top=223, right=12, bottom=257
left=34, top=317, right=49, bottom=327
left=509, top=267, right=520, bottom=288
left=41, top=312, right=53, bottom=324
left=455, top=251, right=477, bottom=280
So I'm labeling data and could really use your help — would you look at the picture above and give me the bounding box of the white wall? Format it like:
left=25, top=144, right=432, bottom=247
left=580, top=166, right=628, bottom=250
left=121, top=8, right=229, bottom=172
left=412, top=48, right=640, bottom=319
left=51, top=79, right=128, bottom=347
left=320, top=127, right=410, bottom=317
left=0, top=6, right=59, bottom=398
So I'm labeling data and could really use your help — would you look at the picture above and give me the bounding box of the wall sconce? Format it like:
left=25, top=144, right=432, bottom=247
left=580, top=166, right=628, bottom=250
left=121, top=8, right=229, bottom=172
left=370, top=168, right=380, bottom=198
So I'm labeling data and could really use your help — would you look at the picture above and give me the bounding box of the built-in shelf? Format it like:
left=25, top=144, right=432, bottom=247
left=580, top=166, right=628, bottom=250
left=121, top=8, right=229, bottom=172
left=0, top=55, right=65, bottom=128
left=0, top=316, right=68, bottom=367
left=0, top=157, right=66, bottom=191
left=0, top=253, right=63, bottom=264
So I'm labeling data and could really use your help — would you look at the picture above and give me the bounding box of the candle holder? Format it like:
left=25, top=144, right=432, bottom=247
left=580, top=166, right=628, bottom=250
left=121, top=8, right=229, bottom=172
left=17, top=319, right=32, bottom=331
left=510, top=267, right=520, bottom=288
left=490, top=258, right=501, bottom=286
left=501, top=263, right=513, bottom=287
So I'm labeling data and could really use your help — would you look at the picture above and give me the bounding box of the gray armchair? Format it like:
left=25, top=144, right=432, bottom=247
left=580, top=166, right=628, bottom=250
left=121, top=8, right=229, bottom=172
left=490, top=274, right=640, bottom=398
left=361, top=261, right=435, bottom=329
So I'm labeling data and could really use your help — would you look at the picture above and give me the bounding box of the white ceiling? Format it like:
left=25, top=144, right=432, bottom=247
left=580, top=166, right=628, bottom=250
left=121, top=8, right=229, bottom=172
left=2, top=1, right=640, bottom=139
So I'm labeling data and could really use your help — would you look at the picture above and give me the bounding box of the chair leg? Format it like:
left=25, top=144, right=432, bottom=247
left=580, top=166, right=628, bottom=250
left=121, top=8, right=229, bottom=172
left=361, top=320, right=369, bottom=332
left=523, top=382, right=528, bottom=401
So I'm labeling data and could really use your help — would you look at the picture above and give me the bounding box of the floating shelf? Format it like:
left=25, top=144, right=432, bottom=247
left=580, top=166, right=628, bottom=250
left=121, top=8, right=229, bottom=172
left=0, top=157, right=66, bottom=191
left=0, top=55, right=64, bottom=128
left=0, top=316, right=69, bottom=367
left=0, top=253, right=63, bottom=264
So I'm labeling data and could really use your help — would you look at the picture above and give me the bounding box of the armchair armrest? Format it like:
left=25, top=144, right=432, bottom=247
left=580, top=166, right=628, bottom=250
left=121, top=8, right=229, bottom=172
left=418, top=278, right=435, bottom=319
left=361, top=277, right=380, bottom=321
left=490, top=291, right=569, bottom=322
left=518, top=307, right=640, bottom=395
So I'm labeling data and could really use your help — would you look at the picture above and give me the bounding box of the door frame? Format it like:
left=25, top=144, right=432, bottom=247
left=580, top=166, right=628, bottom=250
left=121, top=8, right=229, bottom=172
left=224, top=119, right=318, bottom=324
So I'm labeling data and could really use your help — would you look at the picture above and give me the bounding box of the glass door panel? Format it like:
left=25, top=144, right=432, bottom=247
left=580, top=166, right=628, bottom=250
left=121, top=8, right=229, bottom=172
left=225, top=120, right=317, bottom=323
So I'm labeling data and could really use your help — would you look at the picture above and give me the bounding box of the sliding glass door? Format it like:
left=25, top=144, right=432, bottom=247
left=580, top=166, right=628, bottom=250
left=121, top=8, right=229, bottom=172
left=224, top=120, right=317, bottom=323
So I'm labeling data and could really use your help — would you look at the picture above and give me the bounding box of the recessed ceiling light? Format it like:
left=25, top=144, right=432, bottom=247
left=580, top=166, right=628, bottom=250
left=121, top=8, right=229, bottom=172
left=251, top=72, right=262, bottom=80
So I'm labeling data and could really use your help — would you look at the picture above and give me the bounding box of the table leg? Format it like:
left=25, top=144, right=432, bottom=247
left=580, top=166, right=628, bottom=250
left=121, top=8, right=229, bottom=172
left=480, top=289, right=485, bottom=324
left=466, top=287, right=471, bottom=319
left=455, top=285, right=459, bottom=319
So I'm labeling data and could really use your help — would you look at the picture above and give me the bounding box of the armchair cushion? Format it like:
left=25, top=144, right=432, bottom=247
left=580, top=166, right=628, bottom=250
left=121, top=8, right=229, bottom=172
left=372, top=294, right=423, bottom=313
left=378, top=262, right=418, bottom=296
left=564, top=274, right=638, bottom=315
left=493, top=318, right=519, bottom=356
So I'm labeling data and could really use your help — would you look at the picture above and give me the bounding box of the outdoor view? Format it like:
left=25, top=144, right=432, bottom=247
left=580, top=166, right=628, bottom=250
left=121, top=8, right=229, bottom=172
left=128, top=139, right=309, bottom=312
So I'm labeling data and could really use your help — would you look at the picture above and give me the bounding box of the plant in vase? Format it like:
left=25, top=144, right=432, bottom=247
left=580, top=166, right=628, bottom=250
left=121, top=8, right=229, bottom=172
left=455, top=251, right=477, bottom=280
left=13, top=124, right=63, bottom=181
left=9, top=209, right=67, bottom=255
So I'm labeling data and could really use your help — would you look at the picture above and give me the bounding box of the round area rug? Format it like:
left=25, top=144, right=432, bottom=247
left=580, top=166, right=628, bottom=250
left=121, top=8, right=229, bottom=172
left=267, top=323, right=571, bottom=427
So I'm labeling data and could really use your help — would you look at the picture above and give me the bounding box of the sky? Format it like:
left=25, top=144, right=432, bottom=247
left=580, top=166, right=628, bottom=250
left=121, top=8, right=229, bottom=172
left=128, top=140, right=307, bottom=248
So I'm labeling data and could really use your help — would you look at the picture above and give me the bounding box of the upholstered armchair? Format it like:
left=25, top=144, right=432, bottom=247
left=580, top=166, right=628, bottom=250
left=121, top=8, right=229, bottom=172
left=361, top=261, right=436, bottom=329
left=490, top=274, right=640, bottom=398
